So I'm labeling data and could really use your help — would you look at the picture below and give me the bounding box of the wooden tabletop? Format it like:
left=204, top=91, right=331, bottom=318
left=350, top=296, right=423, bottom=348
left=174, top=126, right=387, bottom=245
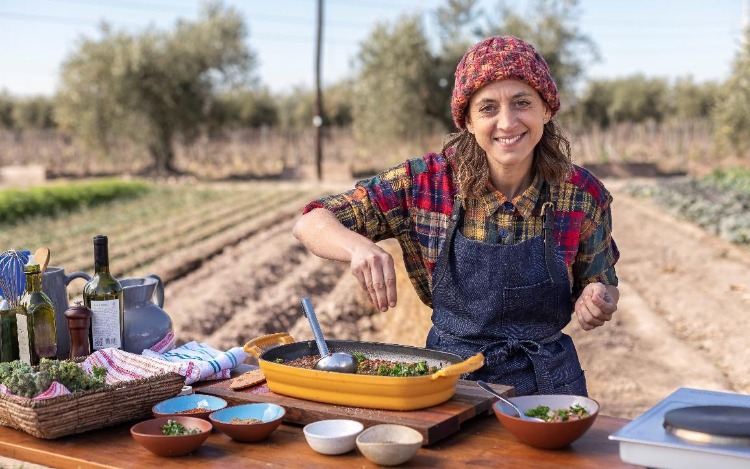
left=0, top=412, right=639, bottom=468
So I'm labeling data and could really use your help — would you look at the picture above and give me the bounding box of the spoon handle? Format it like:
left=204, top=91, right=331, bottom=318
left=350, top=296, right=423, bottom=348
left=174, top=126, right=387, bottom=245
left=301, top=297, right=330, bottom=356
left=477, top=380, right=525, bottom=417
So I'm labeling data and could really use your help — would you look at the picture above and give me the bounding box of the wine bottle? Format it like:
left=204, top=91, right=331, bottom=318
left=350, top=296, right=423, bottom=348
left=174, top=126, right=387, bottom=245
left=17, top=263, right=58, bottom=365
left=83, top=235, right=124, bottom=351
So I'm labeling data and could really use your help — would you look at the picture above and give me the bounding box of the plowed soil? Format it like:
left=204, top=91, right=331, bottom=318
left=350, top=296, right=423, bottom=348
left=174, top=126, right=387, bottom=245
left=163, top=175, right=750, bottom=419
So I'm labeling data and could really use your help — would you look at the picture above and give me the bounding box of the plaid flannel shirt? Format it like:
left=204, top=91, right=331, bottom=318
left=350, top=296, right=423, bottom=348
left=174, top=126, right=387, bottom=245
left=303, top=152, right=619, bottom=307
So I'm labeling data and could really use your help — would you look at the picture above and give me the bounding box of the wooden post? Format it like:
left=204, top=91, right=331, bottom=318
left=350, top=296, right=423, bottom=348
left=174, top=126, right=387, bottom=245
left=314, top=0, right=324, bottom=180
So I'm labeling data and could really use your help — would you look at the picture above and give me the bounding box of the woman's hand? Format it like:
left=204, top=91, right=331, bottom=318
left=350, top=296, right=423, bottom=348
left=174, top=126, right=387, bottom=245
left=350, top=243, right=397, bottom=312
left=574, top=282, right=619, bottom=331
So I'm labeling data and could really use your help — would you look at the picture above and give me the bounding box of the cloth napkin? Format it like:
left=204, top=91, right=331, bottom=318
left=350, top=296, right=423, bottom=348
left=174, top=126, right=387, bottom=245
left=0, top=342, right=247, bottom=400
left=142, top=341, right=247, bottom=383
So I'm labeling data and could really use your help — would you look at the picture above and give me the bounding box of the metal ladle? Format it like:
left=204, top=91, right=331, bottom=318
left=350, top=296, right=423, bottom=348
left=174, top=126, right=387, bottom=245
left=300, top=297, right=358, bottom=373
left=477, top=380, right=544, bottom=422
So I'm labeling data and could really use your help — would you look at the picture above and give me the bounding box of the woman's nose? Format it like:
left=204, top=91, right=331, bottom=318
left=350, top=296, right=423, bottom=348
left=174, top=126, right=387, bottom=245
left=496, top=107, right=516, bottom=129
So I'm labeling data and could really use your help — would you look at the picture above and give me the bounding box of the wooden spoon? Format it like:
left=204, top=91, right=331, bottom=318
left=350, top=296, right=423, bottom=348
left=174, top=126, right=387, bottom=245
left=34, top=247, right=50, bottom=273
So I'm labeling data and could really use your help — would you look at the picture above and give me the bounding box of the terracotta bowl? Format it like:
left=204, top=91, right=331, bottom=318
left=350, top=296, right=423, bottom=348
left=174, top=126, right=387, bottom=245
left=130, top=416, right=212, bottom=457
left=492, top=395, right=599, bottom=449
left=303, top=419, right=364, bottom=455
left=152, top=394, right=227, bottom=420
left=209, top=403, right=285, bottom=442
left=356, top=424, right=423, bottom=466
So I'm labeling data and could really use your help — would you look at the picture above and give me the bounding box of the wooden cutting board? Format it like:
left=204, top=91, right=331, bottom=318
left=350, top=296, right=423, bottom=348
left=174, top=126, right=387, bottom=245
left=195, top=367, right=513, bottom=445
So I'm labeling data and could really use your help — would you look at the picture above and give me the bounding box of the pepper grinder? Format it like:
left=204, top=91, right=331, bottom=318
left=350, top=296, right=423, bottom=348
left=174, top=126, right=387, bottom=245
left=64, top=302, right=92, bottom=358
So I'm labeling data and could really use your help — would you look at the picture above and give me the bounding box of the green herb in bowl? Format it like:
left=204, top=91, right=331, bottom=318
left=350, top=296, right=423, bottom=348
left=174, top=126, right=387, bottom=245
left=161, top=418, right=201, bottom=435
left=524, top=404, right=590, bottom=422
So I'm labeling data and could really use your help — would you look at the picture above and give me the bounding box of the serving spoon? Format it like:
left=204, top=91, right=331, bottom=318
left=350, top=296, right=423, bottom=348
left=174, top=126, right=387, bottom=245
left=477, top=380, right=544, bottom=422
left=300, top=297, right=358, bottom=374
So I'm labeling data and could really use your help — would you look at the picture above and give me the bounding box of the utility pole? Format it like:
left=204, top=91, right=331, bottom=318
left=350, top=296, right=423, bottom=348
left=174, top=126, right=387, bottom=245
left=313, top=0, right=324, bottom=180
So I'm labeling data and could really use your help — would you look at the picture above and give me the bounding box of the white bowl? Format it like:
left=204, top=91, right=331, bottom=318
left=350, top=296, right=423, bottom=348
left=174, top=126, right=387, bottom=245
left=356, top=424, right=423, bottom=466
left=303, top=419, right=364, bottom=455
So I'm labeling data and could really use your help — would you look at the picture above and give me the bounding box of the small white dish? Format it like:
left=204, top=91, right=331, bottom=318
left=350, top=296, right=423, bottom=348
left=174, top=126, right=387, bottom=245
left=303, top=419, right=364, bottom=455
left=356, top=424, right=423, bottom=466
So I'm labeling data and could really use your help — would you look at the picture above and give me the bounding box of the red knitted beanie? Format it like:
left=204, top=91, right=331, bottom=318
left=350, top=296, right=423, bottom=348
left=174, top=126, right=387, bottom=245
left=451, top=35, right=560, bottom=130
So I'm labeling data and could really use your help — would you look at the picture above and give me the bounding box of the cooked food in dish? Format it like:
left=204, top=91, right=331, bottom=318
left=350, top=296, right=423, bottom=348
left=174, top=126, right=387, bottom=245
left=281, top=352, right=442, bottom=377
left=524, top=404, right=591, bottom=422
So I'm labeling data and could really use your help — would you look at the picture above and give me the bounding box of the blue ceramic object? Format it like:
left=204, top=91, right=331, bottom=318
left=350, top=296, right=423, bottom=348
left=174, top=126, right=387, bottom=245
left=152, top=394, right=227, bottom=420
left=209, top=403, right=286, bottom=442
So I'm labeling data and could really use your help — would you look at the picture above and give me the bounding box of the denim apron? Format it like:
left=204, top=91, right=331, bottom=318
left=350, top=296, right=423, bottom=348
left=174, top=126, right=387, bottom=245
left=426, top=189, right=587, bottom=396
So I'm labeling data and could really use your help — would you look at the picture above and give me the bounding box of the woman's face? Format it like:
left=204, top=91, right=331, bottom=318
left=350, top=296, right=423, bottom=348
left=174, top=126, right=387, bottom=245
left=465, top=79, right=551, bottom=173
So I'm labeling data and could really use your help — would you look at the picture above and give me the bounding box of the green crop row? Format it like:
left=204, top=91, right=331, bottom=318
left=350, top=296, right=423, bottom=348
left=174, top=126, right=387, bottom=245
left=0, top=180, right=150, bottom=225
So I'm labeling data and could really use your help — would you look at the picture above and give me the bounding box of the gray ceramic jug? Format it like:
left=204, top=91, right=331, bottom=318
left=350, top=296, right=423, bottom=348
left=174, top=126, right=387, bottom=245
left=120, top=274, right=173, bottom=354
left=42, top=266, right=91, bottom=359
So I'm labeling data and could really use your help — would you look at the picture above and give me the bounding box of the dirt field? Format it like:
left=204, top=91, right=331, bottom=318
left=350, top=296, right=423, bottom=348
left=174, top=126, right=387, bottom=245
left=162, top=174, right=750, bottom=420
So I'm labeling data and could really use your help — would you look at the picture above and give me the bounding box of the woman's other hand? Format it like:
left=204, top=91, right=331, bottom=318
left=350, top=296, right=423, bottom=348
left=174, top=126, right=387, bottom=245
left=574, top=282, right=619, bottom=331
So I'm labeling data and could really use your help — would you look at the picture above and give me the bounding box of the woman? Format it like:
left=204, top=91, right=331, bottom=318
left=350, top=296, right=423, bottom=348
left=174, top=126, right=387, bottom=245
left=293, top=35, right=619, bottom=396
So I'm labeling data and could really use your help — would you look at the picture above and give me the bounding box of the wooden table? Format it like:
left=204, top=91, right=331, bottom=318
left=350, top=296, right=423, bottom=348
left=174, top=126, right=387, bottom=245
left=0, top=412, right=639, bottom=468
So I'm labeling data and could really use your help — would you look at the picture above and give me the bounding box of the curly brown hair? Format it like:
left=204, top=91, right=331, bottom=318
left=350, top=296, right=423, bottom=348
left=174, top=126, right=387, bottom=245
left=441, top=119, right=573, bottom=199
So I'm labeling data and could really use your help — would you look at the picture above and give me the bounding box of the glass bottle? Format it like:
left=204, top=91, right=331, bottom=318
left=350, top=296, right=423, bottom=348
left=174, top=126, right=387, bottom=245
left=83, top=235, right=124, bottom=351
left=17, top=264, right=58, bottom=365
left=0, top=306, right=19, bottom=362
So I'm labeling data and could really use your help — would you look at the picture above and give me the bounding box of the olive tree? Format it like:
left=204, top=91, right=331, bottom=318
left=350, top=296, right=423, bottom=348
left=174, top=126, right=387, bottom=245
left=55, top=2, right=256, bottom=174
left=713, top=29, right=750, bottom=157
left=351, top=15, right=442, bottom=157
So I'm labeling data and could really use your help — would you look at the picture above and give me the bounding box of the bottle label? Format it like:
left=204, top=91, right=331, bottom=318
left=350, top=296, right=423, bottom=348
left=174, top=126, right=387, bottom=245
left=16, top=313, right=31, bottom=364
left=90, top=300, right=121, bottom=349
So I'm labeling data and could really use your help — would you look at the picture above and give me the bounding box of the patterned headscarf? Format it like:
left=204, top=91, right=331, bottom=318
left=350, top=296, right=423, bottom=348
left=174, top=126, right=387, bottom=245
left=451, top=35, right=560, bottom=130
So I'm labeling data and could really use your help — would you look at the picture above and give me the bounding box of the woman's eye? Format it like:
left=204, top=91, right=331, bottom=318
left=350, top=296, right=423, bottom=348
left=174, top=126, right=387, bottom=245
left=514, top=100, right=532, bottom=109
left=479, top=105, right=497, bottom=113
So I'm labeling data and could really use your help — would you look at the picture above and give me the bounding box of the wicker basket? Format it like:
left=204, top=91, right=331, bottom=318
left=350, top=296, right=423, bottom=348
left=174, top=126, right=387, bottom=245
left=0, top=372, right=185, bottom=439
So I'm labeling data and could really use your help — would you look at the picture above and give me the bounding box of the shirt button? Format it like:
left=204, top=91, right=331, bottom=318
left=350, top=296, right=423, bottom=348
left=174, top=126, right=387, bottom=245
left=499, top=229, right=508, bottom=239
left=502, top=202, right=514, bottom=212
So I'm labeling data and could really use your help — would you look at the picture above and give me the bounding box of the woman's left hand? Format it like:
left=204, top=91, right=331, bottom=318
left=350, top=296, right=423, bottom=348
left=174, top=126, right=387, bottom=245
left=574, top=282, right=618, bottom=331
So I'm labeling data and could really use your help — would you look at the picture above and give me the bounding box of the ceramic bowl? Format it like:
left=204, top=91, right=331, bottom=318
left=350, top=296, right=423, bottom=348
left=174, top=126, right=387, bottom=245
left=303, top=419, right=364, bottom=455
left=356, top=424, right=423, bottom=466
left=152, top=394, right=227, bottom=420
left=209, top=403, right=285, bottom=442
left=130, top=416, right=212, bottom=457
left=492, top=394, right=600, bottom=449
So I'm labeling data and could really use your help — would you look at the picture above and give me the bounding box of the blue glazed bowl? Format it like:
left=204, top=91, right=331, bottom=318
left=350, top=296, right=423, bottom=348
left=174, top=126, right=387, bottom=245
left=152, top=394, right=228, bottom=420
left=209, top=403, right=286, bottom=442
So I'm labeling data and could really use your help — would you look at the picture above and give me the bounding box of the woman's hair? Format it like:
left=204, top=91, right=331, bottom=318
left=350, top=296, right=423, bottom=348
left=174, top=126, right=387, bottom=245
left=442, top=120, right=573, bottom=199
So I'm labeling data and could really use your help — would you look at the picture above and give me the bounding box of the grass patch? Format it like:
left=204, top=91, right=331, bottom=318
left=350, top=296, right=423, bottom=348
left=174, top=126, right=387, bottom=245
left=0, top=179, right=151, bottom=226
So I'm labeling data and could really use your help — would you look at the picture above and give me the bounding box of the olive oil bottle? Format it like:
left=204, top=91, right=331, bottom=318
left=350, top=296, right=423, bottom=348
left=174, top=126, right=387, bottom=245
left=83, top=235, right=124, bottom=351
left=17, top=263, right=58, bottom=365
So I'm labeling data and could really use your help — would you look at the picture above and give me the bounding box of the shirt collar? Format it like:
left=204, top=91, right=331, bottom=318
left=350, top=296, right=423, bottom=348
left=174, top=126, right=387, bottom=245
left=479, top=173, right=544, bottom=218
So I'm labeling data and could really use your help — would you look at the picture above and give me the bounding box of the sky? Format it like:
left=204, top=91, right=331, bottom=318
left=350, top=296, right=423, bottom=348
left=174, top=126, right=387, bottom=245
left=0, top=0, right=747, bottom=97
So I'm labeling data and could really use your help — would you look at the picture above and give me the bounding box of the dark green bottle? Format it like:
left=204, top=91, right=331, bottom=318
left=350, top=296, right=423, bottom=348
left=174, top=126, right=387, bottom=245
left=0, top=308, right=19, bottom=362
left=83, top=235, right=124, bottom=351
left=17, top=264, right=58, bottom=365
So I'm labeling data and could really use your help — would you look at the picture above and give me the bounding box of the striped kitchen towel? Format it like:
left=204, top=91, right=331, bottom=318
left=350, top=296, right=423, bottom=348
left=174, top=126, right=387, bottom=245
left=142, top=341, right=247, bottom=383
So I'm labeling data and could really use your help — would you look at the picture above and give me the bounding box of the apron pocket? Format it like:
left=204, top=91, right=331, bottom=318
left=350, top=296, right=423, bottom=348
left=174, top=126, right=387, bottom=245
left=502, top=280, right=558, bottom=328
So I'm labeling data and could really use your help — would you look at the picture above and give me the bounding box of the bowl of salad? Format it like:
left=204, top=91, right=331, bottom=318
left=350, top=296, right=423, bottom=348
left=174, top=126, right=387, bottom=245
left=491, top=395, right=599, bottom=449
left=131, top=416, right=212, bottom=456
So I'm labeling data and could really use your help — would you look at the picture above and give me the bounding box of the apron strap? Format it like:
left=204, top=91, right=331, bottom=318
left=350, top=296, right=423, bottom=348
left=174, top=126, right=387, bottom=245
left=542, top=185, right=564, bottom=285
left=433, top=194, right=462, bottom=291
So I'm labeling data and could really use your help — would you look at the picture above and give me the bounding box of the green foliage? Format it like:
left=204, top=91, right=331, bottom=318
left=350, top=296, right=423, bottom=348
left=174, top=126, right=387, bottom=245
left=0, top=91, right=14, bottom=129
left=712, top=29, right=750, bottom=157
left=574, top=75, right=717, bottom=128
left=352, top=15, right=443, bottom=153
left=0, top=179, right=150, bottom=226
left=0, top=359, right=106, bottom=398
left=216, top=88, right=279, bottom=128
left=701, top=167, right=750, bottom=194
left=12, top=95, right=56, bottom=129
left=55, top=1, right=256, bottom=173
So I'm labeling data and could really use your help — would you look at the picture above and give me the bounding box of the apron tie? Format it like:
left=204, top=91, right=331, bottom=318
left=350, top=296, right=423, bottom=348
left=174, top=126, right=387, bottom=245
left=480, top=332, right=562, bottom=395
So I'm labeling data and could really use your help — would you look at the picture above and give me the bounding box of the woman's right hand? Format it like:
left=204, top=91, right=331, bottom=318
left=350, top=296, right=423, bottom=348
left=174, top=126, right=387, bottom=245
left=350, top=243, right=397, bottom=312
